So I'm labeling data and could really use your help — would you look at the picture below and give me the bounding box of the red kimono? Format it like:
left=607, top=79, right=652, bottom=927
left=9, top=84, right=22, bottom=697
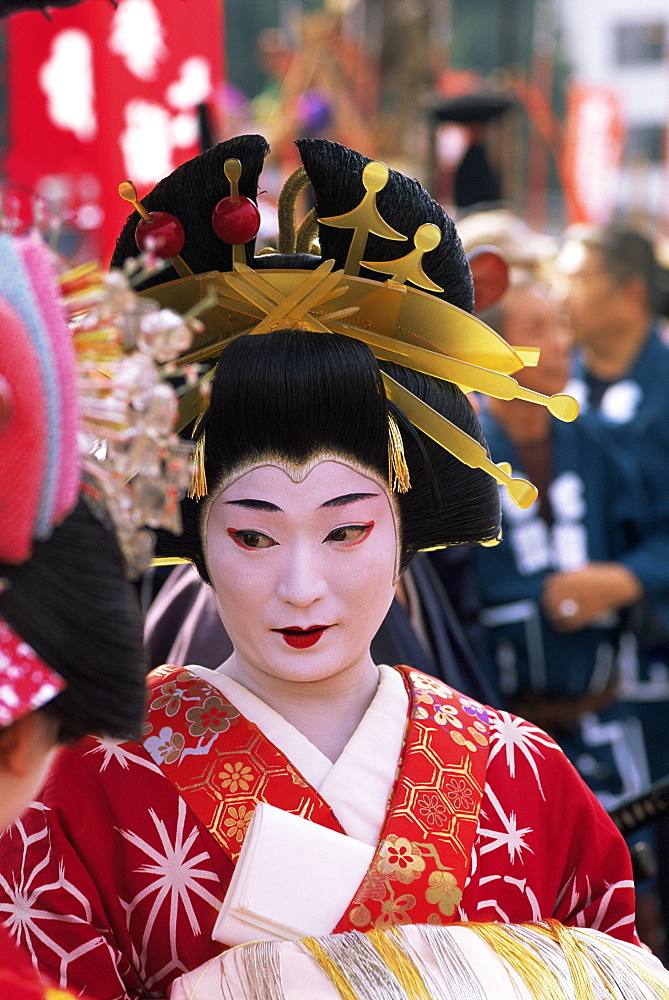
left=0, top=666, right=637, bottom=1000
left=0, top=923, right=91, bottom=1000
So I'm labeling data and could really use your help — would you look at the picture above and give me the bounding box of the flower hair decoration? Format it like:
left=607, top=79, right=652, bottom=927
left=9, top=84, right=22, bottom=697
left=0, top=232, right=200, bottom=577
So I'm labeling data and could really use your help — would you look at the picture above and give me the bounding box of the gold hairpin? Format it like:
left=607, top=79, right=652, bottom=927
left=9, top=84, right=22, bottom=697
left=383, top=372, right=538, bottom=509
left=361, top=223, right=444, bottom=293
left=318, top=160, right=406, bottom=275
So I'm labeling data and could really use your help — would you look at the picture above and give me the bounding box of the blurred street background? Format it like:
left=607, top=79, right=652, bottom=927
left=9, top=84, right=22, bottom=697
left=1, top=0, right=668, bottom=263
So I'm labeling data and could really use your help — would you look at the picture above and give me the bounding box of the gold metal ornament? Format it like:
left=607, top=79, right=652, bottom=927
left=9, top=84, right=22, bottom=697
left=361, top=223, right=444, bottom=293
left=318, top=160, right=407, bottom=275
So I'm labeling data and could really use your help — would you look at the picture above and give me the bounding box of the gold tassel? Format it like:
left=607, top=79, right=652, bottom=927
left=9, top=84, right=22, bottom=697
left=467, top=923, right=567, bottom=1000
left=188, top=426, right=208, bottom=501
left=388, top=411, right=411, bottom=493
left=543, top=920, right=597, bottom=1000
left=301, top=938, right=361, bottom=1000
left=368, top=928, right=432, bottom=1000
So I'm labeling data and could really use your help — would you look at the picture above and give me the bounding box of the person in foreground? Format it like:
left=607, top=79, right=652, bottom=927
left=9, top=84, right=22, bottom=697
left=0, top=234, right=166, bottom=997
left=0, top=136, right=662, bottom=1000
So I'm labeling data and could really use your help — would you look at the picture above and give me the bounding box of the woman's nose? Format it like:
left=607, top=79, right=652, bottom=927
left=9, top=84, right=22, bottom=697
left=276, top=547, right=327, bottom=607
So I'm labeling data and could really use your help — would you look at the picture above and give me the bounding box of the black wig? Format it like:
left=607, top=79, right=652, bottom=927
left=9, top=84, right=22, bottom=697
left=0, top=498, right=147, bottom=742
left=114, top=136, right=501, bottom=576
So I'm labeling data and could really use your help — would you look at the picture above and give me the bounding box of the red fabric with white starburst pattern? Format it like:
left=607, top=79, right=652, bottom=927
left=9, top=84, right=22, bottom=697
left=0, top=667, right=638, bottom=1000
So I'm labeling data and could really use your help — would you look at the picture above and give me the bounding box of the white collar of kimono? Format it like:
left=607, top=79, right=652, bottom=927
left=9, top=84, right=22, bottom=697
left=187, top=663, right=409, bottom=846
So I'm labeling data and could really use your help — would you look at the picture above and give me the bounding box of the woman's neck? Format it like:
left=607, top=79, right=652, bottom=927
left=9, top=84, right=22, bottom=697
left=219, top=652, right=380, bottom=763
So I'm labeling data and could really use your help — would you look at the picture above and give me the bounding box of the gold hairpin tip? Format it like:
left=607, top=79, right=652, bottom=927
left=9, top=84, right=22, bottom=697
left=507, top=477, right=539, bottom=508
left=480, top=531, right=502, bottom=547
left=224, top=158, right=242, bottom=183
left=547, top=393, right=580, bottom=422
left=362, top=161, right=390, bottom=192
left=414, top=223, right=442, bottom=254
left=118, top=180, right=151, bottom=221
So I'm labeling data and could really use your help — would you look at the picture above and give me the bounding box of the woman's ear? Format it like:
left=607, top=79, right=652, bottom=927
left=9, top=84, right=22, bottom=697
left=0, top=712, right=58, bottom=779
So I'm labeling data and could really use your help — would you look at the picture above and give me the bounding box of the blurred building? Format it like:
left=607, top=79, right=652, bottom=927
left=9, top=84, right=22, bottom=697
left=559, top=0, right=669, bottom=224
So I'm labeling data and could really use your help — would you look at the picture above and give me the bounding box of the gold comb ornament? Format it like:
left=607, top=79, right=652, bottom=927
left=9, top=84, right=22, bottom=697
left=120, top=149, right=580, bottom=514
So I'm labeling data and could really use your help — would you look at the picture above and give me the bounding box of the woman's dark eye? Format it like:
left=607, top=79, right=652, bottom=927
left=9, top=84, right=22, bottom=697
left=227, top=529, right=277, bottom=550
left=325, top=523, right=374, bottom=545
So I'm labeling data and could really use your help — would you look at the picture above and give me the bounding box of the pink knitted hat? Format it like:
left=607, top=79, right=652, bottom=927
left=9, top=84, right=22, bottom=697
left=0, top=295, right=47, bottom=563
left=18, top=233, right=79, bottom=524
left=0, top=234, right=80, bottom=562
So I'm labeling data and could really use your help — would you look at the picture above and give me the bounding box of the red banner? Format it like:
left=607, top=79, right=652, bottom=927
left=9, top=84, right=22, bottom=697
left=4, top=0, right=224, bottom=263
left=561, top=82, right=626, bottom=226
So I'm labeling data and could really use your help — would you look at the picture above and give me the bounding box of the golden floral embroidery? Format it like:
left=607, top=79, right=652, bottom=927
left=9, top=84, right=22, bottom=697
left=352, top=868, right=387, bottom=910
left=377, top=892, right=416, bottom=927
left=220, top=761, right=254, bottom=792
left=415, top=690, right=434, bottom=706
left=223, top=803, right=252, bottom=842
left=144, top=726, right=186, bottom=765
left=149, top=681, right=183, bottom=716
left=186, top=696, right=239, bottom=736
left=418, top=794, right=449, bottom=827
left=425, top=870, right=462, bottom=916
left=287, top=765, right=308, bottom=787
left=350, top=903, right=372, bottom=927
left=450, top=730, right=478, bottom=752
left=445, top=778, right=474, bottom=810
left=377, top=836, right=426, bottom=884
left=434, top=704, right=464, bottom=729
left=468, top=726, right=488, bottom=747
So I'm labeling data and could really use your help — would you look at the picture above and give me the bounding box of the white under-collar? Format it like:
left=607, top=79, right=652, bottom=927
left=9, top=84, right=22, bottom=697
left=186, top=663, right=409, bottom=846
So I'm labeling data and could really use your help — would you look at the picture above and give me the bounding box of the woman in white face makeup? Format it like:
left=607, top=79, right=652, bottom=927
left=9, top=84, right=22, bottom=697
left=1, top=135, right=658, bottom=1000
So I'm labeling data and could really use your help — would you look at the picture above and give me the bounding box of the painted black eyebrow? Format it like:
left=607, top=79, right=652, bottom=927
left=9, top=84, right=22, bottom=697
left=223, top=492, right=377, bottom=512
left=320, top=492, right=377, bottom=508
left=223, top=499, right=282, bottom=512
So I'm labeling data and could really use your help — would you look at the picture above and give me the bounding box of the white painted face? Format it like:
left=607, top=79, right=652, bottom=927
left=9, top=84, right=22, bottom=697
left=204, top=460, right=399, bottom=686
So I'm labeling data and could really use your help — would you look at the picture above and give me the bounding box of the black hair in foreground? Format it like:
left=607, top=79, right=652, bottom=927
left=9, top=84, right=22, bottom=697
left=161, top=329, right=500, bottom=581
left=0, top=499, right=147, bottom=742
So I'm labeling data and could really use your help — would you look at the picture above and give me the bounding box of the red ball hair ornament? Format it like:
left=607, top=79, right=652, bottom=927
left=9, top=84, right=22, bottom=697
left=119, top=181, right=185, bottom=260
left=211, top=158, right=261, bottom=246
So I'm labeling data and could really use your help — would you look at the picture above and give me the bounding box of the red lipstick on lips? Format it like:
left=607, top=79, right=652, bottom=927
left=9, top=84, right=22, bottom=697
left=273, top=625, right=332, bottom=649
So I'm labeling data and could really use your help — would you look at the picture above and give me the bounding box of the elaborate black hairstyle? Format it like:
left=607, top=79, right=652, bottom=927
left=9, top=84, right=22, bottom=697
left=0, top=498, right=147, bottom=742
left=113, top=135, right=501, bottom=576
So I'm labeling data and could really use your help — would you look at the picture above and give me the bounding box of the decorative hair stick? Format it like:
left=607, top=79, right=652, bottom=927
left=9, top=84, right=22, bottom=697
left=118, top=181, right=193, bottom=278
left=211, top=158, right=261, bottom=267
left=382, top=371, right=538, bottom=509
